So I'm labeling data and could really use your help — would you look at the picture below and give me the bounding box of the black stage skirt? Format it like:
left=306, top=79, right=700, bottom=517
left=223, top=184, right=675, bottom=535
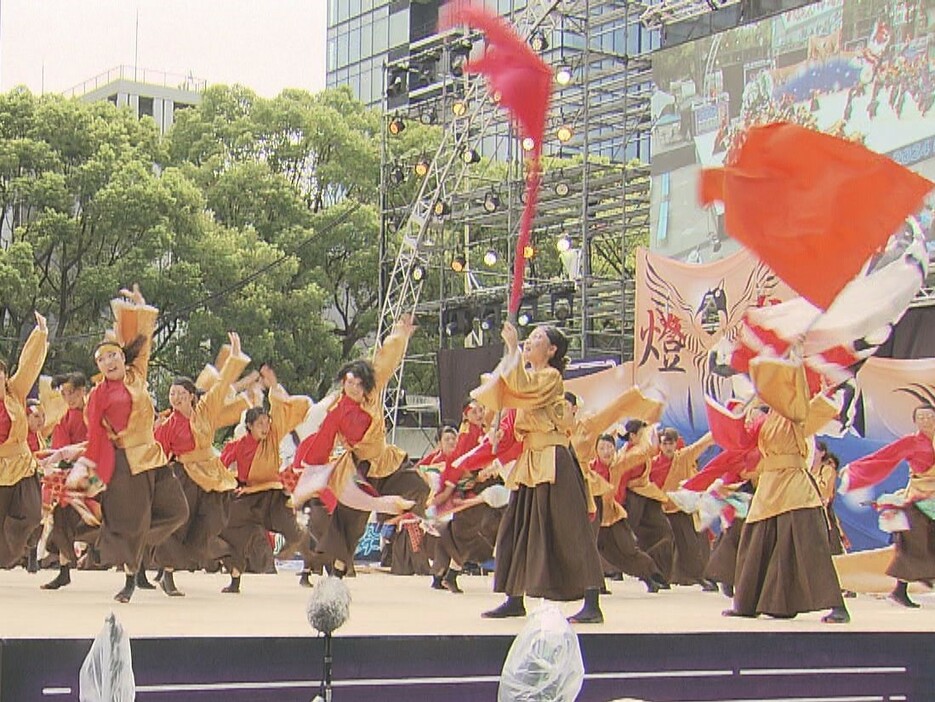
left=493, top=445, right=603, bottom=601
left=887, top=505, right=935, bottom=582
left=0, top=474, right=41, bottom=568
left=154, top=466, right=232, bottom=570
left=598, top=516, right=658, bottom=580
left=705, top=518, right=743, bottom=586
left=668, top=511, right=711, bottom=585
left=625, top=492, right=675, bottom=581
left=733, top=508, right=844, bottom=617
left=98, top=450, right=189, bottom=571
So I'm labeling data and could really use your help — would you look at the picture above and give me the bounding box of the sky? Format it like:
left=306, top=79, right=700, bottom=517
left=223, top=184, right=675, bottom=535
left=0, top=0, right=327, bottom=98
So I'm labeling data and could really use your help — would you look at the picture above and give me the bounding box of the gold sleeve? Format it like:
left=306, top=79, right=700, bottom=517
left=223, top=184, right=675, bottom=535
left=216, top=395, right=251, bottom=430
left=611, top=442, right=657, bottom=475
left=749, top=357, right=809, bottom=423
left=685, top=432, right=715, bottom=463
left=201, top=353, right=251, bottom=428
left=270, top=389, right=313, bottom=437
left=805, top=394, right=839, bottom=437
left=9, top=327, right=49, bottom=400
left=473, top=352, right=564, bottom=412
left=111, top=300, right=159, bottom=378
left=372, top=330, right=409, bottom=393
left=38, top=375, right=68, bottom=430
left=578, top=387, right=665, bottom=446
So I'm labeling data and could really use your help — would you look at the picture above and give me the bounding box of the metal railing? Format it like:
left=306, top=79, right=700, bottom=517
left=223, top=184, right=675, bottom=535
left=63, top=65, right=207, bottom=98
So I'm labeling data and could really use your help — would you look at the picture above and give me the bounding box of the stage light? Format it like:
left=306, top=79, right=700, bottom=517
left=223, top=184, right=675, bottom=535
left=387, top=115, right=405, bottom=135
left=389, top=165, right=405, bottom=186
left=551, top=291, right=573, bottom=321
left=386, top=69, right=407, bottom=97
left=517, top=311, right=533, bottom=327
left=483, top=249, right=498, bottom=266
left=451, top=254, right=466, bottom=273
left=554, top=181, right=570, bottom=197
left=433, top=200, right=451, bottom=217
left=556, top=235, right=572, bottom=252
left=419, top=108, right=437, bottom=125
left=482, top=191, right=501, bottom=213
left=555, top=64, right=573, bottom=86
left=481, top=314, right=497, bottom=331
left=521, top=137, right=536, bottom=152
left=445, top=321, right=459, bottom=336
left=461, top=148, right=481, bottom=164
left=557, top=125, right=574, bottom=143
left=452, top=99, right=468, bottom=117
left=410, top=264, right=425, bottom=282
left=413, top=157, right=430, bottom=177
left=523, top=244, right=535, bottom=259
left=530, top=31, right=549, bottom=52
left=450, top=38, right=473, bottom=77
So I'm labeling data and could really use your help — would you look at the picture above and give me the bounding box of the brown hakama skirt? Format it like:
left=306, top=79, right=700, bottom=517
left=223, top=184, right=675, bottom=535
left=598, top=517, right=659, bottom=580
left=390, top=524, right=433, bottom=575
left=625, top=492, right=675, bottom=581
left=46, top=503, right=100, bottom=567
left=434, top=503, right=503, bottom=575
left=887, top=505, right=935, bottom=582
left=668, top=511, right=711, bottom=585
left=219, top=489, right=307, bottom=573
left=705, top=518, right=743, bottom=586
left=98, top=450, right=189, bottom=571
left=493, top=445, right=603, bottom=601
left=0, top=475, right=41, bottom=568
left=154, top=465, right=232, bottom=570
left=733, top=507, right=844, bottom=617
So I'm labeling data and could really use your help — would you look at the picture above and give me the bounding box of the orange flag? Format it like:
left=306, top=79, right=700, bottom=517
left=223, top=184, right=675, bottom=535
left=700, top=123, right=932, bottom=310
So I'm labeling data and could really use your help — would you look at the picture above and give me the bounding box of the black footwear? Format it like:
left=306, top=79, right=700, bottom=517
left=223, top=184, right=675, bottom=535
left=889, top=590, right=920, bottom=608
left=701, top=579, right=719, bottom=592
left=722, top=609, right=755, bottom=618
left=641, top=577, right=660, bottom=594
left=115, top=574, right=136, bottom=604
left=822, top=606, right=850, bottom=624
left=568, top=588, right=604, bottom=624
left=136, top=570, right=156, bottom=590
left=482, top=596, right=526, bottom=619
left=443, top=568, right=463, bottom=594
left=221, top=576, right=241, bottom=594
left=720, top=582, right=734, bottom=598
left=430, top=575, right=445, bottom=590
left=608, top=572, right=624, bottom=581
left=842, top=590, right=857, bottom=599
left=600, top=584, right=612, bottom=596
left=27, top=547, right=38, bottom=574
left=651, top=573, right=671, bottom=590
left=298, top=570, right=313, bottom=588
left=160, top=570, right=185, bottom=597
left=41, top=566, right=71, bottom=591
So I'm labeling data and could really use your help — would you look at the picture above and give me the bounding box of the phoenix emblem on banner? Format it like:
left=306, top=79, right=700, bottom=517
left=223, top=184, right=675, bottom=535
left=637, top=259, right=783, bottom=397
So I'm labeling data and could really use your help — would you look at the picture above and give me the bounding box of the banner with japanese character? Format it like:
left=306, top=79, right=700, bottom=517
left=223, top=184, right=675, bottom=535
left=633, top=247, right=794, bottom=437
left=853, top=356, right=935, bottom=442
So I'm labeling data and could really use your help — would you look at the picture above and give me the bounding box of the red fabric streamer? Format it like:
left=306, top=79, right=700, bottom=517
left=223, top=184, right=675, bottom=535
left=699, top=122, right=932, bottom=310
left=444, top=3, right=552, bottom=316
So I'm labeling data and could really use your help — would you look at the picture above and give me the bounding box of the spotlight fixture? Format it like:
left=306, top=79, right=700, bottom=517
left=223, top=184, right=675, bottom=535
left=551, top=291, right=574, bottom=321
left=461, top=148, right=481, bottom=164
left=419, top=107, right=437, bottom=125
left=433, top=200, right=452, bottom=217
left=479, top=304, right=501, bottom=331
left=521, top=136, right=536, bottom=152
left=450, top=38, right=473, bottom=77
left=389, top=165, right=405, bottom=186
left=450, top=254, right=466, bottom=273
left=482, top=191, right=501, bottom=213
left=483, top=249, right=498, bottom=266
left=413, top=157, right=430, bottom=177
left=451, top=99, right=468, bottom=117
left=555, top=64, right=573, bottom=86
left=386, top=68, right=407, bottom=97
left=387, top=115, right=406, bottom=135
left=481, top=314, right=497, bottom=331
left=410, top=264, right=425, bottom=282
left=556, top=235, right=572, bottom=252
left=522, top=244, right=535, bottom=259
left=554, top=181, right=570, bottom=197
left=530, top=30, right=549, bottom=52
left=556, top=125, right=574, bottom=143
left=445, top=321, right=460, bottom=337
left=517, top=311, right=533, bottom=327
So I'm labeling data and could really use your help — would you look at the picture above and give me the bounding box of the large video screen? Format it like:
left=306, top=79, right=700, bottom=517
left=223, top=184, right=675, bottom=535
left=650, top=0, right=934, bottom=263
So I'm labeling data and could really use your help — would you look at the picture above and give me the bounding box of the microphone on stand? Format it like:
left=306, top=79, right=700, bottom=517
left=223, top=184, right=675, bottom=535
left=307, top=576, right=351, bottom=702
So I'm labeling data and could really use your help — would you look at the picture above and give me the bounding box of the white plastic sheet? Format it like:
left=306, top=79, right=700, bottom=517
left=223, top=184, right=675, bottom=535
left=79, top=613, right=135, bottom=702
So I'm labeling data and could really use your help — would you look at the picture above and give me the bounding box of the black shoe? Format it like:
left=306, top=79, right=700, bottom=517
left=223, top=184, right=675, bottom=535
left=607, top=572, right=624, bottom=581
left=443, top=568, right=463, bottom=594
left=27, top=548, right=38, bottom=574
left=41, top=566, right=71, bottom=591
left=160, top=570, right=185, bottom=597
left=298, top=571, right=313, bottom=588
left=568, top=588, right=604, bottom=624
left=641, top=577, right=660, bottom=594
left=651, top=573, right=671, bottom=590
left=482, top=596, right=526, bottom=619
left=889, top=589, right=920, bottom=608
left=430, top=575, right=445, bottom=590
left=822, top=606, right=850, bottom=623
left=222, top=576, right=241, bottom=594
left=115, top=574, right=136, bottom=604
left=720, top=582, right=734, bottom=598
left=136, top=570, right=156, bottom=590
left=701, top=579, right=719, bottom=592
left=600, top=584, right=612, bottom=596
left=722, top=608, right=755, bottom=618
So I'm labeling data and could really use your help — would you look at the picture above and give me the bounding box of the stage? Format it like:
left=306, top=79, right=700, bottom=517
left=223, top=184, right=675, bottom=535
left=2, top=568, right=934, bottom=701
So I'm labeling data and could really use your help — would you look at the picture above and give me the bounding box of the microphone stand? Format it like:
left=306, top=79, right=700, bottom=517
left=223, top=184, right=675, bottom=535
left=318, top=631, right=334, bottom=702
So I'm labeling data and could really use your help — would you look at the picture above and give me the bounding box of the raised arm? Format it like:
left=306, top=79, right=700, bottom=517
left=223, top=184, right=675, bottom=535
left=111, top=285, right=158, bottom=380
left=577, top=387, right=665, bottom=448
left=9, top=313, right=49, bottom=400
left=372, top=315, right=416, bottom=393
left=200, top=333, right=251, bottom=429
left=749, top=357, right=809, bottom=423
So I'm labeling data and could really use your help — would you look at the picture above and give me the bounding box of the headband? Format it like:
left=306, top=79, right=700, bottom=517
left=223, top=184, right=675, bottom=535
left=94, top=342, right=124, bottom=361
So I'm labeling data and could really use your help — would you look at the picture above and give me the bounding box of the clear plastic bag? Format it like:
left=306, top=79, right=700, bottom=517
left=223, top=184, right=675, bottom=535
left=498, top=603, right=584, bottom=702
left=79, top=613, right=136, bottom=702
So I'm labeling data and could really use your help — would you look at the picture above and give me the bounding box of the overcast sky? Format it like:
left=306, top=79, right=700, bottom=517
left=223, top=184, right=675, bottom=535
left=0, top=0, right=327, bottom=98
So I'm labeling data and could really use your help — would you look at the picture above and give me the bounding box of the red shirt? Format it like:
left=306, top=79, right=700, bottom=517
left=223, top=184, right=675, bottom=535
left=650, top=453, right=673, bottom=489
left=221, top=433, right=260, bottom=484
left=293, top=394, right=372, bottom=467
left=154, top=411, right=196, bottom=459
left=452, top=409, right=521, bottom=476
left=52, top=407, right=88, bottom=449
left=0, top=403, right=12, bottom=445
left=27, top=430, right=40, bottom=453
left=590, top=457, right=611, bottom=483
left=845, top=432, right=935, bottom=492
left=84, top=379, right=134, bottom=482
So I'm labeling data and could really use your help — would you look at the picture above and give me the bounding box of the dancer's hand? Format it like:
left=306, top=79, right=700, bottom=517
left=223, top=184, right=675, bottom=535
left=119, top=284, right=145, bottom=306
left=501, top=321, right=519, bottom=354
left=228, top=331, right=243, bottom=358
left=395, top=314, right=417, bottom=338
left=34, top=311, right=48, bottom=333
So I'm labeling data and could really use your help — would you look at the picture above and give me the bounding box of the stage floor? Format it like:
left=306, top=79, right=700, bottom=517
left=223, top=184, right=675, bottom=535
left=3, top=566, right=935, bottom=640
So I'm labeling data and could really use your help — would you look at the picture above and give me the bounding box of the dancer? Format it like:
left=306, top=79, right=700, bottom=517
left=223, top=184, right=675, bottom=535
left=63, top=287, right=189, bottom=603
left=152, top=332, right=252, bottom=596
left=651, top=428, right=716, bottom=589
left=0, top=313, right=48, bottom=570
left=723, top=357, right=848, bottom=622
left=218, top=368, right=313, bottom=593
left=809, top=445, right=847, bottom=556
left=473, top=322, right=604, bottom=623
left=294, top=315, right=428, bottom=579
left=840, top=405, right=935, bottom=608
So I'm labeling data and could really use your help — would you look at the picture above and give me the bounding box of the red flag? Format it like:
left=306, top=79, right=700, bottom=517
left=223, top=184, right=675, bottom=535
left=700, top=122, right=932, bottom=310
left=444, top=3, right=552, bottom=316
